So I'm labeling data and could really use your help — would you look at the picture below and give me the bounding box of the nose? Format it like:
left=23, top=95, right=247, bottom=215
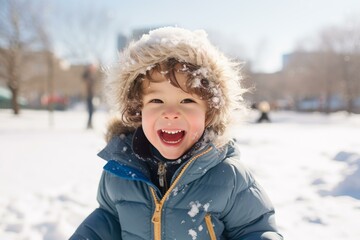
left=162, top=108, right=180, bottom=120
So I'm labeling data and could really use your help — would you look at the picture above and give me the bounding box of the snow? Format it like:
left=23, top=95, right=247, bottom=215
left=1, top=109, right=360, bottom=240
left=188, top=229, right=197, bottom=240
left=188, top=201, right=202, bottom=218
left=138, top=27, right=209, bottom=49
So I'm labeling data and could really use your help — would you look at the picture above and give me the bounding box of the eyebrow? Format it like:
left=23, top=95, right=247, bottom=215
left=142, top=81, right=165, bottom=95
left=143, top=88, right=161, bottom=96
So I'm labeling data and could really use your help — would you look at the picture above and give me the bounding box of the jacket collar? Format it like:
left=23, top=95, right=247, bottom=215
left=98, top=127, right=237, bottom=185
left=131, top=126, right=153, bottom=159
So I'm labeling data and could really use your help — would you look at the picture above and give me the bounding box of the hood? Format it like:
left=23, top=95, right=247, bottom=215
left=104, top=27, right=247, bottom=146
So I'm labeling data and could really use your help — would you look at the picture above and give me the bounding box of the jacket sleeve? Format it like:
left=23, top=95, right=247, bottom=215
left=70, top=171, right=122, bottom=240
left=69, top=208, right=121, bottom=240
left=221, top=170, right=283, bottom=240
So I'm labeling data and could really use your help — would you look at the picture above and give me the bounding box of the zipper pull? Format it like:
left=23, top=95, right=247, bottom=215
left=152, top=202, right=161, bottom=223
left=157, top=162, right=167, bottom=188
left=152, top=201, right=161, bottom=239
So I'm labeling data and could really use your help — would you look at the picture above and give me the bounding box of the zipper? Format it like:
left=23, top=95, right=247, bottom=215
left=157, top=162, right=167, bottom=194
left=151, top=195, right=161, bottom=240
left=205, top=213, right=216, bottom=240
left=150, top=146, right=213, bottom=240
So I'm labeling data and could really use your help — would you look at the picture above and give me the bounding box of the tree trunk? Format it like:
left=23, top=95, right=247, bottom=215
left=7, top=57, right=21, bottom=115
left=343, top=56, right=353, bottom=114
left=9, top=85, right=20, bottom=115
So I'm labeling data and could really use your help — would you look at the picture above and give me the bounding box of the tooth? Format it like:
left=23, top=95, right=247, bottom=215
left=161, top=130, right=184, bottom=134
left=163, top=139, right=182, bottom=144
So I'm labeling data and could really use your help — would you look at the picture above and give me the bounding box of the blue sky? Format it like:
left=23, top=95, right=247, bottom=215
left=52, top=0, right=360, bottom=72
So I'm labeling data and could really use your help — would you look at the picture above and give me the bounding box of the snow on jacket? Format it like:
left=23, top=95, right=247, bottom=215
left=70, top=129, right=283, bottom=240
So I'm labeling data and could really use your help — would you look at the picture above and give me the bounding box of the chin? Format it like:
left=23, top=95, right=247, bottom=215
left=159, top=150, right=183, bottom=160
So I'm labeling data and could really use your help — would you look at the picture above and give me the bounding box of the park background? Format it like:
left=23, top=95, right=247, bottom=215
left=1, top=0, right=360, bottom=239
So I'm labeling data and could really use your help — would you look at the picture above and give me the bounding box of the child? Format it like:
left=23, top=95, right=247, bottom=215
left=70, top=27, right=283, bottom=240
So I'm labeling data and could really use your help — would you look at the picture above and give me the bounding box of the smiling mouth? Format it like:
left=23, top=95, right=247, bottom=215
left=158, top=129, right=186, bottom=144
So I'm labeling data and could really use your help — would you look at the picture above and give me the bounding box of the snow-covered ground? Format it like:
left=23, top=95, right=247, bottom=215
left=1, top=109, right=360, bottom=240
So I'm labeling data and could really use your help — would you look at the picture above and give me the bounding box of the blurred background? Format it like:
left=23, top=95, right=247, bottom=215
left=1, top=1, right=360, bottom=240
left=1, top=0, right=360, bottom=115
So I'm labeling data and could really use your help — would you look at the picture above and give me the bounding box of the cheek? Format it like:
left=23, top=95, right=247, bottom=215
left=141, top=108, right=154, bottom=128
left=141, top=106, right=156, bottom=118
left=191, top=112, right=206, bottom=124
left=186, top=109, right=206, bottom=131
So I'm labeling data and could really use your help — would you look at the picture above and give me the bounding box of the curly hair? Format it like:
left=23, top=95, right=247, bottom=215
left=122, top=58, right=222, bottom=133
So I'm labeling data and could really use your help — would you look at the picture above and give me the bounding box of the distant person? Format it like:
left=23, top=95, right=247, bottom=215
left=257, top=101, right=271, bottom=123
left=82, top=63, right=97, bottom=129
left=70, top=27, right=282, bottom=240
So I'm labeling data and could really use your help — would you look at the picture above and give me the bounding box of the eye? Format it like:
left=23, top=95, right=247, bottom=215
left=180, top=98, right=196, bottom=103
left=149, top=99, right=163, bottom=103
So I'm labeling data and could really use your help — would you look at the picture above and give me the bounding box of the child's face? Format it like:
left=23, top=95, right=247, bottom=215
left=141, top=70, right=208, bottom=160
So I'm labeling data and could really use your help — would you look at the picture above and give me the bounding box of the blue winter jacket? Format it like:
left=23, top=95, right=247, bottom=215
left=70, top=130, right=283, bottom=240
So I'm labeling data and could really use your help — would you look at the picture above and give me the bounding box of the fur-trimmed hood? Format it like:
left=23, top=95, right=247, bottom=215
left=104, top=27, right=247, bottom=146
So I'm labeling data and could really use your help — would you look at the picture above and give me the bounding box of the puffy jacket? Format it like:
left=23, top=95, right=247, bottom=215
left=70, top=130, right=283, bottom=240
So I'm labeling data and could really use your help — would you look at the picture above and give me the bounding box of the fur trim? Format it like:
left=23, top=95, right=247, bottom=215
left=105, top=117, right=136, bottom=143
left=104, top=27, right=247, bottom=145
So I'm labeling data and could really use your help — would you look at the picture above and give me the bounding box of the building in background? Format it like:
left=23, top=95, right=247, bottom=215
left=117, top=33, right=128, bottom=52
left=0, top=50, right=102, bottom=110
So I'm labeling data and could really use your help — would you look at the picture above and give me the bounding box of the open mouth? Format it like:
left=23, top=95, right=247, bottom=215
left=158, top=129, right=186, bottom=144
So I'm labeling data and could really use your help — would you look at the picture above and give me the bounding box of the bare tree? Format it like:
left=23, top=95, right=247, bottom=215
left=333, top=16, right=360, bottom=114
left=53, top=2, right=115, bottom=65
left=47, top=3, right=115, bottom=127
left=0, top=0, right=48, bottom=115
left=310, top=17, right=360, bottom=114
left=35, top=7, right=56, bottom=125
left=281, top=15, right=360, bottom=114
